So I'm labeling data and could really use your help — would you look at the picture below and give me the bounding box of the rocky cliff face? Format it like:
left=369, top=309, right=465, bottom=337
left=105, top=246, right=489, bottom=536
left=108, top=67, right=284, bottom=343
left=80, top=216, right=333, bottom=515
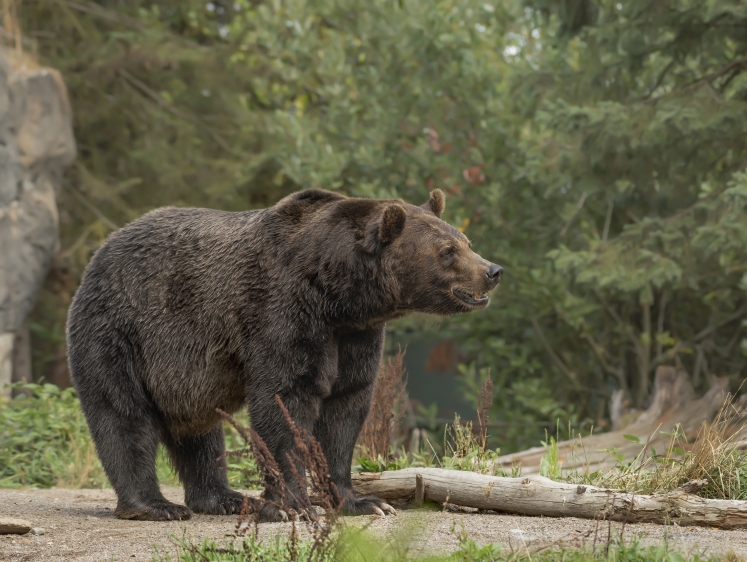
left=0, top=49, right=76, bottom=399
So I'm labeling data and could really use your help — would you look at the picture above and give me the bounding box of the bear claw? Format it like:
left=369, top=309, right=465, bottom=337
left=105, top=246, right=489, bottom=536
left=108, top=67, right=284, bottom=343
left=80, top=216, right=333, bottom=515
left=381, top=503, right=397, bottom=515
left=343, top=496, right=397, bottom=517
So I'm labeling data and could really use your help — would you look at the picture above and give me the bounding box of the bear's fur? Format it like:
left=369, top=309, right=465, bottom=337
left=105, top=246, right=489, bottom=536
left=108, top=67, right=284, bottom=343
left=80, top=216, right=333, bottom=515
left=66, top=189, right=502, bottom=521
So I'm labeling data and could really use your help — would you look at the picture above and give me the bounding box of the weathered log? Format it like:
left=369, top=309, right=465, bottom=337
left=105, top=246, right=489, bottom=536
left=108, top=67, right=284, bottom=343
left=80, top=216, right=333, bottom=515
left=352, top=468, right=747, bottom=529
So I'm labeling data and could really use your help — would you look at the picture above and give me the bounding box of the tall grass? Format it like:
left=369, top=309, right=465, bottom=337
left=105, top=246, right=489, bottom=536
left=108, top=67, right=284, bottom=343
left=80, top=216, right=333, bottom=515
left=557, top=398, right=747, bottom=500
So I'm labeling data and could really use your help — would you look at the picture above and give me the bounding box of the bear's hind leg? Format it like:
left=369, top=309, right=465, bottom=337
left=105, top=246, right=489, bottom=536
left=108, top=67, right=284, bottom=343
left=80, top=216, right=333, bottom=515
left=85, top=405, right=192, bottom=521
left=164, top=426, right=245, bottom=515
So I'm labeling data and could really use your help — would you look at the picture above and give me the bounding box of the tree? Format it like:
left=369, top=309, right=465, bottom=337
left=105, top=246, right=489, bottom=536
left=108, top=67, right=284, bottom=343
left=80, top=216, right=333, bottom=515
left=498, top=0, right=747, bottom=411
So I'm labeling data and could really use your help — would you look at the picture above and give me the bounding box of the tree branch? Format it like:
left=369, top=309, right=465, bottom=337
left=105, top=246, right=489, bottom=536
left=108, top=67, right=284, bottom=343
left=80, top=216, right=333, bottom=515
left=532, top=317, right=580, bottom=389
left=118, top=69, right=233, bottom=153
left=593, top=290, right=644, bottom=356
left=560, top=191, right=587, bottom=237
left=692, top=305, right=747, bottom=343
left=641, top=59, right=676, bottom=100
left=602, top=199, right=614, bottom=242
left=584, top=333, right=627, bottom=392
left=648, top=55, right=747, bottom=103
left=63, top=183, right=119, bottom=231
left=656, top=290, right=668, bottom=358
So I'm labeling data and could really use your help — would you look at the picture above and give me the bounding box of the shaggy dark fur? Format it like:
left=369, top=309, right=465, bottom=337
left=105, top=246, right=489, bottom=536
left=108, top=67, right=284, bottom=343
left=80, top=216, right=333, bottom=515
left=66, top=189, right=503, bottom=521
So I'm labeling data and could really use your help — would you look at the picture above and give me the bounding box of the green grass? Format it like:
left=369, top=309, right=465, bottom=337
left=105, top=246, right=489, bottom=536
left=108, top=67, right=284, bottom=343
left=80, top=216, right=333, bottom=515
left=153, top=533, right=334, bottom=562
left=0, top=383, right=260, bottom=489
left=0, top=383, right=108, bottom=488
left=151, top=527, right=740, bottom=562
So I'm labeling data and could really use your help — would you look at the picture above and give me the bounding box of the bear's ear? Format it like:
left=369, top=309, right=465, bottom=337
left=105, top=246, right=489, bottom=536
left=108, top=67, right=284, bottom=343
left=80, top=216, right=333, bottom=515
left=379, top=204, right=407, bottom=245
left=421, top=189, right=445, bottom=217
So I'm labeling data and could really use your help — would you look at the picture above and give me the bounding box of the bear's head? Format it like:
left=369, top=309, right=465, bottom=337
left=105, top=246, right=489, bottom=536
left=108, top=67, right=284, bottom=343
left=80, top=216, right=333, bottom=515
left=375, top=189, right=503, bottom=315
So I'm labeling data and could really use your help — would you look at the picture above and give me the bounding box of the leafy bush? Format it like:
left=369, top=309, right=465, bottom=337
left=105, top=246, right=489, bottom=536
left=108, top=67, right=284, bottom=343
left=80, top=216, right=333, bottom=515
left=0, top=383, right=259, bottom=489
left=0, top=383, right=108, bottom=488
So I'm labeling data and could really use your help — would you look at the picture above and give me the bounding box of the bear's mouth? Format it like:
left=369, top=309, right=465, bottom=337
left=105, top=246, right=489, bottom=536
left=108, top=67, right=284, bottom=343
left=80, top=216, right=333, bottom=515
left=452, top=288, right=490, bottom=308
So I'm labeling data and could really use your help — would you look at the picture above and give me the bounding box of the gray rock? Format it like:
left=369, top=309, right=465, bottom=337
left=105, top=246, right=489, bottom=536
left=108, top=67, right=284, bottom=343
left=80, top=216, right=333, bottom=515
left=0, top=49, right=75, bottom=399
left=0, top=517, right=33, bottom=535
left=30, top=527, right=45, bottom=535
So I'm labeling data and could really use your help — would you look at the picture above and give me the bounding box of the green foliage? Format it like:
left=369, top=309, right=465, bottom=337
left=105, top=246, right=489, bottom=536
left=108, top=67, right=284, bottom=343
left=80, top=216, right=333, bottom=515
left=441, top=415, right=506, bottom=476
left=509, top=0, right=747, bottom=410
left=354, top=455, right=406, bottom=473
left=0, top=383, right=107, bottom=488
left=0, top=384, right=259, bottom=489
left=16, top=0, right=747, bottom=455
left=153, top=533, right=334, bottom=562
left=355, top=414, right=509, bottom=476
left=151, top=527, right=732, bottom=562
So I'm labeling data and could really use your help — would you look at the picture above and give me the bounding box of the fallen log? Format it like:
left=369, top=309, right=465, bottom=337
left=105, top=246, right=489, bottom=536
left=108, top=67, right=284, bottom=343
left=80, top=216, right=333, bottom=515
left=351, top=467, right=747, bottom=530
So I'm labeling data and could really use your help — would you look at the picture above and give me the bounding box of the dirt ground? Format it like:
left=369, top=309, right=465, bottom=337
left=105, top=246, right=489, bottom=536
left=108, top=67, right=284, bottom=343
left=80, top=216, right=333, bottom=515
left=1, top=486, right=747, bottom=561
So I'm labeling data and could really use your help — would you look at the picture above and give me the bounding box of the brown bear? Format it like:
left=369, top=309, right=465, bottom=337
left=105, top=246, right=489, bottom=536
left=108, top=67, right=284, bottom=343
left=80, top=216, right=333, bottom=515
left=66, top=189, right=502, bottom=521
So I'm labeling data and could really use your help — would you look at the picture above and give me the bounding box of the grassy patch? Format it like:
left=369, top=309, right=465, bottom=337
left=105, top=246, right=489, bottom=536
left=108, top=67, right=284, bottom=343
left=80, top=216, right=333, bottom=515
left=544, top=403, right=747, bottom=500
left=0, top=383, right=108, bottom=488
left=153, top=533, right=333, bottom=562
left=152, top=528, right=738, bottom=562
left=355, top=398, right=747, bottom=502
left=0, top=383, right=259, bottom=489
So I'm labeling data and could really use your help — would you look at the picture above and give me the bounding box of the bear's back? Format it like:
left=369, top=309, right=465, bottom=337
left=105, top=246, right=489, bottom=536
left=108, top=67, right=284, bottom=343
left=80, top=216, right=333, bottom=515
left=69, top=207, right=265, bottom=329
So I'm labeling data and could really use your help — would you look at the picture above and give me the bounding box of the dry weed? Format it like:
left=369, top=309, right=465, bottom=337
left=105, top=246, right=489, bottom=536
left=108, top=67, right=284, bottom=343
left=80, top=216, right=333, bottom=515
left=566, top=394, right=747, bottom=499
left=476, top=376, right=494, bottom=453
left=217, top=400, right=342, bottom=561
left=357, top=350, right=409, bottom=460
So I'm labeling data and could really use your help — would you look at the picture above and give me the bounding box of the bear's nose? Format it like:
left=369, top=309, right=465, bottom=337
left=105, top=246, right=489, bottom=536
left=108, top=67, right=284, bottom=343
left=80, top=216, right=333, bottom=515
left=486, top=264, right=504, bottom=283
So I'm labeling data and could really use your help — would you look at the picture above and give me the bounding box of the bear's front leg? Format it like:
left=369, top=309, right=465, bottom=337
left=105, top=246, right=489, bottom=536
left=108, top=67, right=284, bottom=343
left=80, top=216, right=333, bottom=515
left=247, top=385, right=323, bottom=522
left=313, top=327, right=396, bottom=517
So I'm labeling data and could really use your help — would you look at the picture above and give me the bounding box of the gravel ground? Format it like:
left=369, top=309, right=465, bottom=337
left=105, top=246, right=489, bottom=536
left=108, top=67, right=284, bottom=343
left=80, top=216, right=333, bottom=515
left=1, top=486, right=746, bottom=561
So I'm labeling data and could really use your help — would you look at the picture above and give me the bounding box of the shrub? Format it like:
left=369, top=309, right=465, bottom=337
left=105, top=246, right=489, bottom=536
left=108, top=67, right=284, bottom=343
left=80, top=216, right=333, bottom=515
left=0, top=383, right=259, bottom=489
left=0, top=383, right=108, bottom=488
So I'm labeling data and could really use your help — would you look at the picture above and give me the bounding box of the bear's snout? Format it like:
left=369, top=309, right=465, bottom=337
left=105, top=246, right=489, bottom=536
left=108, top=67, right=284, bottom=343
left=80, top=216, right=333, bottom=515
left=486, top=264, right=503, bottom=287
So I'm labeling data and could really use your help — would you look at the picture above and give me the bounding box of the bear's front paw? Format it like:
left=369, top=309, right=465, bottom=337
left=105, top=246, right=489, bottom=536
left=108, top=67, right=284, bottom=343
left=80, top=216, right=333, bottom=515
left=343, top=496, right=397, bottom=517
left=187, top=489, right=247, bottom=515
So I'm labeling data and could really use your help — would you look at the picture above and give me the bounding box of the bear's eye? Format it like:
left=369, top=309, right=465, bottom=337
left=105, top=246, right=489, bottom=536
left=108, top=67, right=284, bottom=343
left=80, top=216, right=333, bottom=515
left=439, top=247, right=455, bottom=258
